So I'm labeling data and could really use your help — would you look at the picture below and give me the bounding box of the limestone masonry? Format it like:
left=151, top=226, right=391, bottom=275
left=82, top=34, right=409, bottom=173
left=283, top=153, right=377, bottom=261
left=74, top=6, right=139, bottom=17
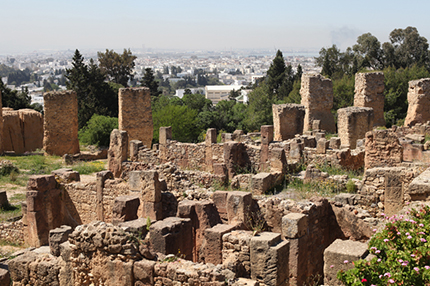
left=354, top=72, right=385, bottom=127
left=118, top=87, right=153, bottom=149
left=300, top=74, right=336, bottom=133
left=404, top=78, right=430, bottom=126
left=43, top=90, right=80, bottom=156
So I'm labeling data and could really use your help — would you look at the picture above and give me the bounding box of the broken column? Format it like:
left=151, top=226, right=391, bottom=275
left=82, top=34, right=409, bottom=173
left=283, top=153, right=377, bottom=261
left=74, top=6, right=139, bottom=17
left=223, top=142, right=249, bottom=179
left=129, top=140, right=143, bottom=161
left=118, top=87, right=153, bottom=148
left=337, top=107, right=374, bottom=149
left=300, top=74, right=335, bottom=133
left=250, top=232, right=289, bottom=286
left=404, top=78, right=430, bottom=126
left=354, top=72, right=385, bottom=127
left=205, top=128, right=217, bottom=172
left=272, top=104, right=305, bottom=141
left=260, top=125, right=273, bottom=171
left=43, top=91, right=79, bottom=156
left=385, top=172, right=403, bottom=216
left=96, top=170, right=114, bottom=221
left=159, top=126, right=172, bottom=145
left=107, top=129, right=128, bottom=178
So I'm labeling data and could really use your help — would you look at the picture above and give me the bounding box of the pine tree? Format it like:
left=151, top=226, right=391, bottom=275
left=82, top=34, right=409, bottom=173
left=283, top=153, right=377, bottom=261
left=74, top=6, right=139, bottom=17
left=266, top=50, right=286, bottom=99
left=141, top=68, right=161, bottom=99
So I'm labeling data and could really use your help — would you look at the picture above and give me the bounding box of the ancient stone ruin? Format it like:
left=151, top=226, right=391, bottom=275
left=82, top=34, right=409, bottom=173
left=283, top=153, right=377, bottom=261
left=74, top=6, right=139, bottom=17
left=43, top=90, right=80, bottom=156
left=300, top=73, right=335, bottom=133
left=5, top=74, right=430, bottom=285
left=404, top=78, right=430, bottom=126
left=118, top=87, right=153, bottom=149
left=354, top=72, right=385, bottom=127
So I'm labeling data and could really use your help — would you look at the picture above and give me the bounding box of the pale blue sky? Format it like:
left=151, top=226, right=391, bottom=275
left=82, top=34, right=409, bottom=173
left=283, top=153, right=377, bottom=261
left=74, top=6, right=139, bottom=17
left=1, top=0, right=429, bottom=54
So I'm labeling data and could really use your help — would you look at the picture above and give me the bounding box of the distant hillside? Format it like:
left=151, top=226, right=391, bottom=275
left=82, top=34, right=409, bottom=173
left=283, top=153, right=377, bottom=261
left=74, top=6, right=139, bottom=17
left=0, top=64, right=16, bottom=78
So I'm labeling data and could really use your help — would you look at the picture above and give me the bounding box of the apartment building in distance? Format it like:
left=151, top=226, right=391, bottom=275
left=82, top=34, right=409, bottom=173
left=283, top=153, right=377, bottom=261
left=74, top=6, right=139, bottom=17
left=205, top=85, right=244, bottom=105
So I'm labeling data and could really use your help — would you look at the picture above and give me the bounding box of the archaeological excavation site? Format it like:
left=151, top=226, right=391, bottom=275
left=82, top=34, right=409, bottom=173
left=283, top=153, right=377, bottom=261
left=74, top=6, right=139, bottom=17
left=1, top=73, right=430, bottom=286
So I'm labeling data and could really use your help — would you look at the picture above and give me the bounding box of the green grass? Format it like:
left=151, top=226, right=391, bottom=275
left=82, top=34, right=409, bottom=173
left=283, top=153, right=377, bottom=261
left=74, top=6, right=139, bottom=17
left=71, top=160, right=105, bottom=175
left=0, top=203, right=22, bottom=223
left=284, top=177, right=344, bottom=199
left=3, top=155, right=62, bottom=175
left=315, top=162, right=363, bottom=179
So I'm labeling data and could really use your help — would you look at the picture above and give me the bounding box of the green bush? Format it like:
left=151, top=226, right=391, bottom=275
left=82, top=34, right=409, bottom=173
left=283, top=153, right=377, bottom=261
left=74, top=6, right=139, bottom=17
left=79, top=114, right=118, bottom=147
left=338, top=205, right=430, bottom=285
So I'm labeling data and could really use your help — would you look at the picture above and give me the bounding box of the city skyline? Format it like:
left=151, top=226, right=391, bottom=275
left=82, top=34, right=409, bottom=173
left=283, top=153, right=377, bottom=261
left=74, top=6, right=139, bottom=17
left=1, top=0, right=430, bottom=55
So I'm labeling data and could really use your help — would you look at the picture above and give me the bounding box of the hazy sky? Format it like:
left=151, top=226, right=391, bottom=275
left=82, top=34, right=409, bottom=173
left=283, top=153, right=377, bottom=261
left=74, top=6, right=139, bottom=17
left=1, top=0, right=430, bottom=55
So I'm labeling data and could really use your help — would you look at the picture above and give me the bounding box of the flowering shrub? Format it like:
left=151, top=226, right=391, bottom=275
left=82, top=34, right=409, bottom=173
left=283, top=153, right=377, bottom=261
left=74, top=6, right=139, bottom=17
left=338, top=205, right=430, bottom=285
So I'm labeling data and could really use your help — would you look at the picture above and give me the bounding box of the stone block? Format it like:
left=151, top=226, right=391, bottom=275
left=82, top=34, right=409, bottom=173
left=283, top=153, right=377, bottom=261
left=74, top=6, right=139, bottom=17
left=315, top=132, right=325, bottom=141
left=316, top=138, right=327, bottom=154
left=0, top=268, right=10, bottom=286
left=202, top=224, right=236, bottom=265
left=0, top=192, right=8, bottom=209
left=261, top=125, right=274, bottom=145
left=206, top=128, right=217, bottom=145
left=2, top=109, right=24, bottom=154
left=213, top=191, right=229, bottom=222
left=118, top=87, right=153, bottom=148
left=150, top=217, right=193, bottom=260
left=140, top=201, right=162, bottom=221
left=289, top=140, right=303, bottom=160
left=19, top=109, right=43, bottom=152
left=113, top=195, right=140, bottom=224
left=329, top=137, right=341, bottom=149
left=223, top=142, right=248, bottom=179
left=251, top=173, right=273, bottom=195
left=272, top=104, right=305, bottom=141
left=282, top=213, right=308, bottom=239
left=227, top=191, right=253, bottom=225
left=51, top=168, right=80, bottom=182
left=250, top=232, right=289, bottom=286
left=27, top=174, right=57, bottom=192
left=118, top=217, right=150, bottom=236
left=354, top=72, right=385, bottom=127
left=312, top=120, right=321, bottom=131
left=43, top=91, right=80, bottom=156
left=338, top=107, right=374, bottom=149
left=134, top=260, right=155, bottom=285
left=364, top=130, right=403, bottom=170
left=130, top=140, right=143, bottom=161
left=49, top=225, right=72, bottom=256
left=108, top=129, right=128, bottom=178
left=404, top=78, right=430, bottom=126
left=270, top=148, right=287, bottom=173
left=324, top=239, right=369, bottom=286
left=159, top=126, right=172, bottom=145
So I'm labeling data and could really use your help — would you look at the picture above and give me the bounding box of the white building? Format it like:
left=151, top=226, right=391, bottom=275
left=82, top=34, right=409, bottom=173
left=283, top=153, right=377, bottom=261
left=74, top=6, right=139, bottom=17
left=205, top=85, right=244, bottom=105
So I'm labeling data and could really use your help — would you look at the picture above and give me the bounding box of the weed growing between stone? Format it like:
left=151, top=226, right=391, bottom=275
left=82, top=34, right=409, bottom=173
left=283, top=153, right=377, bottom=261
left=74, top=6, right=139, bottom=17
left=71, top=160, right=105, bottom=175
left=338, top=205, right=430, bottom=285
left=315, top=161, right=363, bottom=180
left=284, top=177, right=343, bottom=199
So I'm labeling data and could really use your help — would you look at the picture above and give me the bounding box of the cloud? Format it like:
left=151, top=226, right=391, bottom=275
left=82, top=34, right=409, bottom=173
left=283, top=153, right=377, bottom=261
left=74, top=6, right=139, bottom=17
left=330, top=26, right=361, bottom=49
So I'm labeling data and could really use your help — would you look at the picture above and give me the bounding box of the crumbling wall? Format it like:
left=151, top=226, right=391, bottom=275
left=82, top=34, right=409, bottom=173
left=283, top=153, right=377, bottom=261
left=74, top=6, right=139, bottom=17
left=272, top=104, right=305, bottom=141
left=404, top=78, right=430, bottom=126
left=364, top=130, right=403, bottom=170
left=300, top=74, right=335, bottom=133
left=354, top=72, right=385, bottom=127
left=3, top=108, right=43, bottom=154
left=43, top=90, right=79, bottom=156
left=337, top=107, right=374, bottom=149
left=118, top=87, right=153, bottom=148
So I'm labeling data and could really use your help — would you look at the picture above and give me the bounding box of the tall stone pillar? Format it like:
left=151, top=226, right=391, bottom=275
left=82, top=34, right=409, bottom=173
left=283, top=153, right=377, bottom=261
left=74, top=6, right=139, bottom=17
left=272, top=104, right=305, bottom=141
left=354, top=72, right=385, bottom=127
left=300, top=74, right=335, bottom=133
left=43, top=91, right=79, bottom=156
left=404, top=78, right=430, bottom=127
left=118, top=87, right=153, bottom=148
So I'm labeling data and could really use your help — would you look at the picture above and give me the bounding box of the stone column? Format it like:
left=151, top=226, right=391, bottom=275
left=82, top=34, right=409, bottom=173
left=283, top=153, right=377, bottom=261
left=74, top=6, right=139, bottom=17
left=272, top=104, right=305, bottom=141
left=404, top=78, right=430, bottom=126
left=118, top=87, right=153, bottom=148
left=205, top=128, right=217, bottom=172
left=107, top=129, right=128, bottom=178
left=260, top=125, right=273, bottom=171
left=43, top=91, right=79, bottom=156
left=96, top=170, right=113, bottom=221
left=300, top=74, right=335, bottom=133
left=354, top=72, right=385, bottom=127
left=337, top=107, right=374, bottom=149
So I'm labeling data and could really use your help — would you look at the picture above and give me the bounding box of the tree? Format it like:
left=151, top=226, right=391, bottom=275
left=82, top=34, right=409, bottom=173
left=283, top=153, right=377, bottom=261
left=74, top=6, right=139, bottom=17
left=141, top=68, right=161, bottom=100
left=66, top=49, right=118, bottom=128
left=97, top=48, right=137, bottom=86
left=0, top=79, right=32, bottom=109
left=352, top=33, right=382, bottom=70
left=266, top=50, right=286, bottom=99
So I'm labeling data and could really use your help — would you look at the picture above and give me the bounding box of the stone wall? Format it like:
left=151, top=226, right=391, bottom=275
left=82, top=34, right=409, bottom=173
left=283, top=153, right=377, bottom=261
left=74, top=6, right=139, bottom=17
left=354, top=72, right=385, bottom=127
left=272, top=104, right=305, bottom=141
left=0, top=91, right=3, bottom=154
left=3, top=108, right=43, bottom=154
left=43, top=90, right=79, bottom=156
left=364, top=130, right=403, bottom=170
left=404, top=78, right=430, bottom=126
left=118, top=87, right=153, bottom=148
left=300, top=74, right=335, bottom=133
left=337, top=107, right=374, bottom=149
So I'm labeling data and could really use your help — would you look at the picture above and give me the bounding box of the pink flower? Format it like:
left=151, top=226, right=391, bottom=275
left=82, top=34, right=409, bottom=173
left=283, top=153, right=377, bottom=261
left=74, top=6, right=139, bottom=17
left=381, top=213, right=385, bottom=216
left=407, top=235, right=413, bottom=239
left=421, top=238, right=427, bottom=242
left=398, top=259, right=403, bottom=263
left=419, top=223, right=424, bottom=227
left=388, top=279, right=395, bottom=284
left=344, top=260, right=349, bottom=264
left=375, top=250, right=381, bottom=254
left=411, top=254, right=415, bottom=257
left=419, top=232, right=425, bottom=235
left=361, top=278, right=367, bottom=282
left=384, top=272, right=391, bottom=277
left=414, top=267, right=419, bottom=273
left=406, top=232, right=410, bottom=235
left=330, top=265, right=334, bottom=268
left=377, top=258, right=381, bottom=262
left=373, top=229, right=377, bottom=232
left=402, top=262, right=408, bottom=266
left=384, top=239, right=389, bottom=242
left=425, top=265, right=430, bottom=269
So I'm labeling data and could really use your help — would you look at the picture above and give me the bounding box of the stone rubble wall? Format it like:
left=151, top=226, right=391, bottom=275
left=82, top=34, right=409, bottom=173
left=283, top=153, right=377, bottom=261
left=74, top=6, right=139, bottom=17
left=354, top=72, right=385, bottom=127
left=43, top=90, right=79, bottom=156
left=364, top=129, right=403, bottom=170
left=0, top=221, right=24, bottom=245
left=337, top=107, right=374, bottom=149
left=272, top=103, right=305, bottom=141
